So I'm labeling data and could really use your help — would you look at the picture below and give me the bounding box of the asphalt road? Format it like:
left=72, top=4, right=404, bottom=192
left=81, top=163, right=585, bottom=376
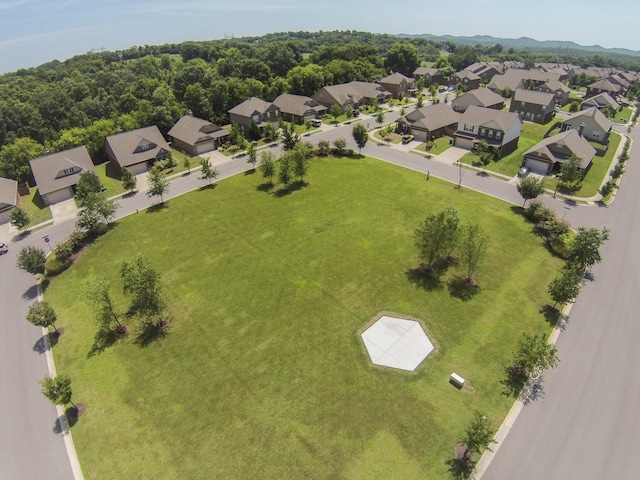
left=1, top=111, right=635, bottom=479
left=482, top=124, right=640, bottom=479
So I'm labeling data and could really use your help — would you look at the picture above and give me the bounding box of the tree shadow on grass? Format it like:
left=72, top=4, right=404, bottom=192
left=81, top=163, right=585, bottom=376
left=501, top=367, right=546, bottom=404
left=244, top=168, right=256, bottom=175
left=272, top=181, right=307, bottom=198
left=87, top=326, right=127, bottom=358
left=134, top=319, right=170, bottom=348
left=198, top=183, right=217, bottom=191
left=445, top=455, right=475, bottom=480
left=540, top=304, right=562, bottom=329
left=256, top=182, right=274, bottom=192
left=146, top=202, right=168, bottom=213
left=448, top=277, right=480, bottom=301
left=53, top=405, right=84, bottom=434
left=405, top=266, right=444, bottom=291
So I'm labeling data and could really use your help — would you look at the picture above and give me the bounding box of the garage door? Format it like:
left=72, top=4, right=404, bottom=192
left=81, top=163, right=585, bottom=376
left=454, top=136, right=474, bottom=150
left=195, top=141, right=216, bottom=155
left=44, top=187, right=74, bottom=206
left=524, top=157, right=551, bottom=175
left=128, top=162, right=148, bottom=175
left=411, top=129, right=428, bottom=142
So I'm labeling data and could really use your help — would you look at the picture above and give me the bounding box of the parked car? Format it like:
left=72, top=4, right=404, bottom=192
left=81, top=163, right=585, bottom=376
left=401, top=134, right=415, bottom=144
left=0, top=243, right=8, bottom=255
left=517, top=166, right=530, bottom=177
left=311, top=118, right=322, bottom=128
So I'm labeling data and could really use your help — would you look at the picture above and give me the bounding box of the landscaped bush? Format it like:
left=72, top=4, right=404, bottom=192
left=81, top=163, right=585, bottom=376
left=45, top=253, right=72, bottom=277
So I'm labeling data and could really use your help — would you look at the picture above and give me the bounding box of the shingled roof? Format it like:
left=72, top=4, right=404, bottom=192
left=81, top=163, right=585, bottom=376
left=272, top=94, right=327, bottom=117
left=512, top=89, right=555, bottom=106
left=0, top=176, right=17, bottom=211
left=29, top=146, right=96, bottom=196
left=525, top=129, right=596, bottom=169
left=397, top=103, right=459, bottom=131
left=106, top=125, right=170, bottom=168
left=168, top=115, right=228, bottom=146
left=228, top=97, right=274, bottom=117
left=460, top=105, right=521, bottom=133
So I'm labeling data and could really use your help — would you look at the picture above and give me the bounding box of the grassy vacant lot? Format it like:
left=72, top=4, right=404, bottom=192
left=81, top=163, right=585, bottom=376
left=45, top=157, right=561, bottom=479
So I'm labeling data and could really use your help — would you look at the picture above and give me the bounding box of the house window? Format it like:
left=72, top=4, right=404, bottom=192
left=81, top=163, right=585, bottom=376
left=141, top=143, right=150, bottom=151
left=252, top=114, right=260, bottom=123
left=480, top=128, right=486, bottom=136
left=592, top=131, right=601, bottom=138
left=488, top=130, right=494, bottom=138
left=63, top=168, right=75, bottom=175
left=542, top=105, right=546, bottom=111
left=495, top=131, right=501, bottom=139
left=521, top=101, right=525, bottom=107
left=463, top=124, right=474, bottom=133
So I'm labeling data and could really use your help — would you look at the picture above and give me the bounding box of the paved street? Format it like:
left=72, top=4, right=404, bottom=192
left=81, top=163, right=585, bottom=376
left=0, top=108, right=636, bottom=479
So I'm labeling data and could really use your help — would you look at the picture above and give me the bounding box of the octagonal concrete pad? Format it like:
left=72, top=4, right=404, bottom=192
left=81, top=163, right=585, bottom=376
left=361, top=316, right=434, bottom=371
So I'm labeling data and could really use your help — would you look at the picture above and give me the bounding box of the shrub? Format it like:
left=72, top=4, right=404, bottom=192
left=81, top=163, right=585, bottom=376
left=600, top=180, right=615, bottom=198
left=53, top=241, right=73, bottom=259
left=45, top=254, right=72, bottom=277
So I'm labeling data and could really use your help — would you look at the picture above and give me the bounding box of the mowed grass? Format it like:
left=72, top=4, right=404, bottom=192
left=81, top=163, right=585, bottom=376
left=44, top=156, right=562, bottom=479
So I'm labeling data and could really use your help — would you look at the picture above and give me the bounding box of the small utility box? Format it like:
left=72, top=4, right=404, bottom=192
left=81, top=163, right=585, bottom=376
left=450, top=372, right=466, bottom=388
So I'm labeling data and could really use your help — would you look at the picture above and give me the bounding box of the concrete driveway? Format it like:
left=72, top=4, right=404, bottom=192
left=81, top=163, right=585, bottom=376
left=433, top=146, right=468, bottom=165
left=49, top=198, right=78, bottom=224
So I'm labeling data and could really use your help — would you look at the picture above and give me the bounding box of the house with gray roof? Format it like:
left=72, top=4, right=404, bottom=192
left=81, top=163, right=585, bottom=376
left=454, top=106, right=522, bottom=157
left=272, top=94, right=327, bottom=124
left=168, top=114, right=229, bottom=156
left=560, top=107, right=613, bottom=145
left=536, top=80, right=571, bottom=106
left=412, top=67, right=445, bottom=86
left=452, top=88, right=505, bottom=113
left=228, top=97, right=280, bottom=133
left=523, top=129, right=596, bottom=175
left=106, top=125, right=171, bottom=175
left=396, top=103, right=459, bottom=142
left=29, top=146, right=96, bottom=205
left=509, top=89, right=556, bottom=124
left=487, top=69, right=561, bottom=95
left=312, top=81, right=391, bottom=112
left=585, top=79, right=621, bottom=99
left=377, top=72, right=417, bottom=98
left=581, top=92, right=620, bottom=112
left=0, top=176, right=18, bottom=223
left=449, top=70, right=481, bottom=91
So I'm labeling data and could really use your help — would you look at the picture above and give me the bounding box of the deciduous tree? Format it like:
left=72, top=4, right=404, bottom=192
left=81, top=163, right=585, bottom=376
left=120, top=254, right=165, bottom=320
left=121, top=167, right=137, bottom=192
left=199, top=158, right=219, bottom=186
left=333, top=137, right=347, bottom=156
left=458, top=223, right=487, bottom=284
left=246, top=142, right=258, bottom=170
left=75, top=171, right=104, bottom=205
left=517, top=175, right=546, bottom=207
left=568, top=227, right=610, bottom=272
left=84, top=276, right=125, bottom=331
left=259, top=151, right=276, bottom=185
left=147, top=166, right=168, bottom=203
left=352, top=123, right=368, bottom=154
left=16, top=245, right=46, bottom=275
left=40, top=375, right=76, bottom=409
left=10, top=206, right=31, bottom=232
left=548, top=267, right=582, bottom=309
left=414, top=207, right=460, bottom=270
left=26, top=301, right=58, bottom=332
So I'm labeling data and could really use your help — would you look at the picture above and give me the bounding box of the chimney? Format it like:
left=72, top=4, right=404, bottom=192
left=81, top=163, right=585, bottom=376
left=578, top=122, right=585, bottom=137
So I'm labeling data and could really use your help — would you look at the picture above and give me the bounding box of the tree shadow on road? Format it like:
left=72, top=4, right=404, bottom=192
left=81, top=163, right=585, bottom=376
left=22, top=284, right=39, bottom=301
left=32, top=331, right=59, bottom=354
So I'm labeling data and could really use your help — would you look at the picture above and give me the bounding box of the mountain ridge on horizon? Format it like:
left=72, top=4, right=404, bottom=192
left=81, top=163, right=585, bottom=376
left=398, top=33, right=640, bottom=57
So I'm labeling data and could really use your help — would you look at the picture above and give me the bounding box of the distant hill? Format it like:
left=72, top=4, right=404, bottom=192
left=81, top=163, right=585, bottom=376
left=399, top=33, right=640, bottom=57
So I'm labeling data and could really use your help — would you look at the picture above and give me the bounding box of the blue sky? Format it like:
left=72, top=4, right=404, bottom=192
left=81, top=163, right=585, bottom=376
left=1, top=0, right=639, bottom=73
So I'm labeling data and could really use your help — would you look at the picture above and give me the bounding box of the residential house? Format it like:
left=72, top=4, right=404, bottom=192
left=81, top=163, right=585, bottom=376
left=604, top=75, right=630, bottom=93
left=581, top=92, right=620, bottom=112
left=377, top=72, right=417, bottom=98
left=585, top=79, right=621, bottom=99
left=106, top=125, right=171, bottom=175
left=29, top=146, right=97, bottom=205
left=509, top=89, right=556, bottom=124
left=560, top=107, right=613, bottom=145
left=0, top=176, right=18, bottom=223
left=454, top=106, right=522, bottom=157
left=487, top=68, right=561, bottom=95
left=523, top=129, right=596, bottom=175
left=536, top=80, right=571, bottom=106
left=466, top=61, right=503, bottom=82
left=168, top=114, right=229, bottom=156
left=449, top=70, right=481, bottom=91
left=412, top=67, right=445, bottom=86
left=312, top=81, right=391, bottom=111
left=451, top=88, right=505, bottom=113
left=228, top=97, right=280, bottom=132
left=395, top=103, right=459, bottom=142
left=272, top=93, right=327, bottom=124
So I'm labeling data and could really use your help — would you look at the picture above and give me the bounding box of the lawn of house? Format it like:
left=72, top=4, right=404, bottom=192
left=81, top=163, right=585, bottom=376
left=19, top=187, right=52, bottom=227
left=416, top=136, right=453, bottom=156
left=44, top=156, right=562, bottom=480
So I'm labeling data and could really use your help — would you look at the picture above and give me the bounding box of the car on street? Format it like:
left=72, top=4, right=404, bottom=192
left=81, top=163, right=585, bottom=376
left=0, top=243, right=8, bottom=254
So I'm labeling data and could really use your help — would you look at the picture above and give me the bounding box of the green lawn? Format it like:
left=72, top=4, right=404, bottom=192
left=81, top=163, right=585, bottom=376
left=94, top=162, right=125, bottom=198
left=44, top=157, right=561, bottom=479
left=416, top=136, right=452, bottom=155
left=19, top=187, right=52, bottom=226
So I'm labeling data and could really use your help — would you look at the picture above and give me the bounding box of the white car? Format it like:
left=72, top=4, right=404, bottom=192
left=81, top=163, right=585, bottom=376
left=0, top=243, right=8, bottom=255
